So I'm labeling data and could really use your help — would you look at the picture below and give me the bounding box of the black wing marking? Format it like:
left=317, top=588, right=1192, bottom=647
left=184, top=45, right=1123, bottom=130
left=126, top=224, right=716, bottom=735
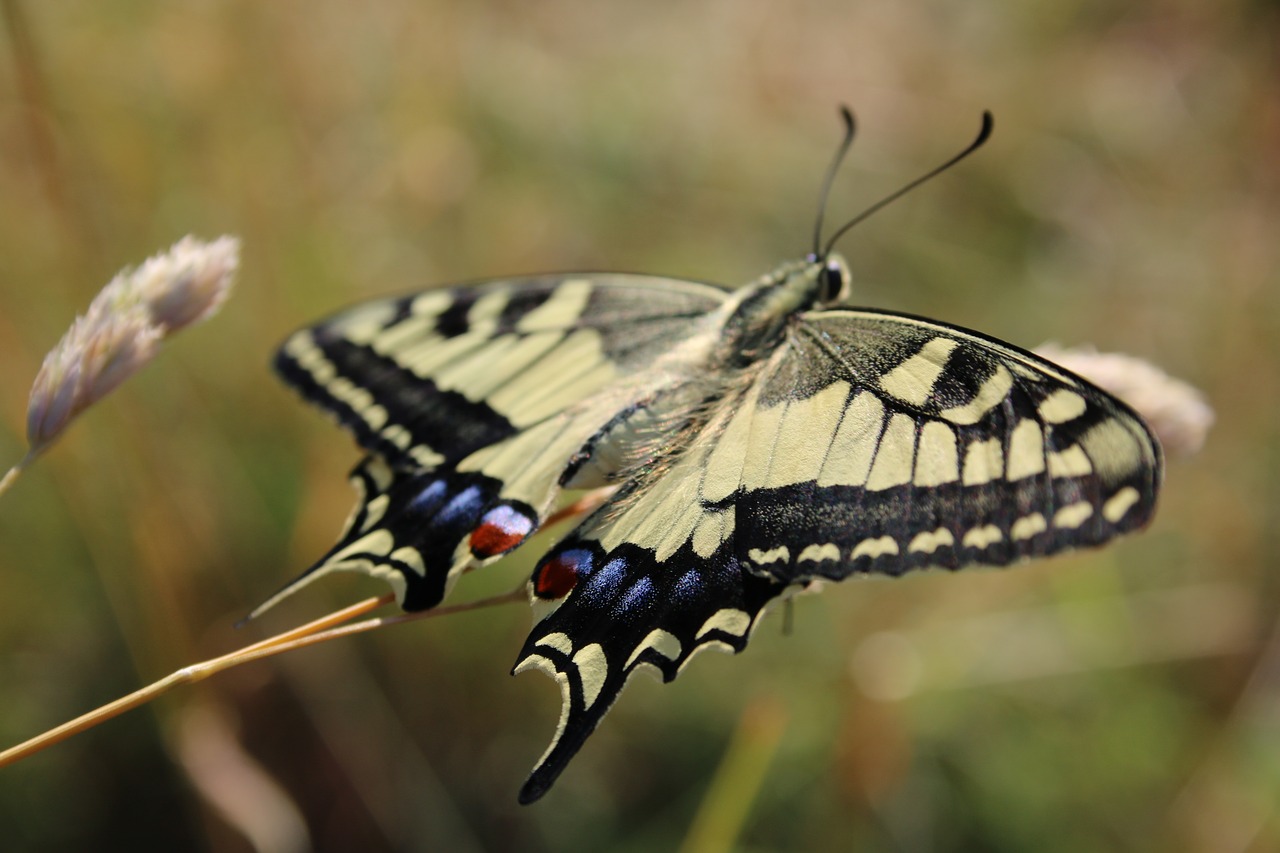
left=510, top=309, right=1162, bottom=800
left=259, top=275, right=729, bottom=614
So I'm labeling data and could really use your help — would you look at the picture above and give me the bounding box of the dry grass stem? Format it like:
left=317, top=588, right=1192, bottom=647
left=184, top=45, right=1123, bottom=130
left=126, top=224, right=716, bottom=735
left=0, top=459, right=28, bottom=499
left=0, top=586, right=526, bottom=769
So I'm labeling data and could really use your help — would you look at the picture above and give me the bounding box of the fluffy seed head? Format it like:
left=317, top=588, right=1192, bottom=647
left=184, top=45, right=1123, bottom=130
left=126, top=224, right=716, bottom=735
left=1036, top=343, right=1214, bottom=457
left=25, top=236, right=240, bottom=454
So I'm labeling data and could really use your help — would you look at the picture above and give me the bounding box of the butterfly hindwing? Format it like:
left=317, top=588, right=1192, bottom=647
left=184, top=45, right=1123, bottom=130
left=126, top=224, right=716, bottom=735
left=514, top=540, right=786, bottom=804
left=261, top=275, right=730, bottom=614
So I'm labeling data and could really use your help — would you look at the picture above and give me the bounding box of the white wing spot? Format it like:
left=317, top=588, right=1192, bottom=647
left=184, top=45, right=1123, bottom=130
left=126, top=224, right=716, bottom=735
left=381, top=425, right=412, bottom=450
left=536, top=632, right=574, bottom=655
left=878, top=338, right=959, bottom=405
left=1048, top=445, right=1092, bottom=478
left=370, top=316, right=437, bottom=355
left=1006, top=420, right=1046, bottom=480
left=624, top=630, right=683, bottom=669
left=409, top=445, right=446, bottom=467
left=1038, top=389, right=1088, bottom=423
left=851, top=535, right=899, bottom=559
left=516, top=278, right=593, bottom=332
left=696, top=609, right=751, bottom=640
left=691, top=510, right=731, bottom=558
left=914, top=421, right=959, bottom=486
left=410, top=291, right=452, bottom=318
left=572, top=643, right=609, bottom=710
left=466, top=289, right=510, bottom=329
left=363, top=457, right=394, bottom=491
left=361, top=494, right=390, bottom=531
left=389, top=546, right=426, bottom=578
left=798, top=543, right=841, bottom=563
left=962, top=524, right=1003, bottom=549
left=328, top=529, right=394, bottom=564
left=509, top=654, right=572, bottom=772
left=748, top=546, right=790, bottom=565
left=1080, top=419, right=1145, bottom=482
left=908, top=527, right=955, bottom=554
left=334, top=301, right=402, bottom=345
left=363, top=404, right=388, bottom=431
left=1103, top=486, right=1142, bottom=522
left=1011, top=513, right=1048, bottom=540
left=1053, top=502, right=1094, bottom=529
left=963, top=438, right=1004, bottom=486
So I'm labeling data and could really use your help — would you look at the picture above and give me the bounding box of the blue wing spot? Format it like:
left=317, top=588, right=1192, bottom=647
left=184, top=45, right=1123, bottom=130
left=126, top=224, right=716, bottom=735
left=579, top=557, right=628, bottom=606
left=407, top=478, right=448, bottom=514
left=612, top=577, right=655, bottom=618
left=435, top=484, right=484, bottom=525
left=672, top=569, right=703, bottom=603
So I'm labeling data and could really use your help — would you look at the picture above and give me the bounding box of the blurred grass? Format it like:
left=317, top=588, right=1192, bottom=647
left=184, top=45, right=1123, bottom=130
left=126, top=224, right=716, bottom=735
left=0, top=0, right=1277, bottom=850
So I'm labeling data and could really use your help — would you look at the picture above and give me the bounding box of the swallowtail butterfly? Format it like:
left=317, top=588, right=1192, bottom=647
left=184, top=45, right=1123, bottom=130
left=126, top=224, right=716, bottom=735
left=263, top=111, right=1162, bottom=803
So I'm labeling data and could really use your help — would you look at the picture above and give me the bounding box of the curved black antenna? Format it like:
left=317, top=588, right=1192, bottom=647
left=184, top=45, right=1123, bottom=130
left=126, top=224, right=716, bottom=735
left=821, top=111, right=994, bottom=257
left=811, top=106, right=857, bottom=257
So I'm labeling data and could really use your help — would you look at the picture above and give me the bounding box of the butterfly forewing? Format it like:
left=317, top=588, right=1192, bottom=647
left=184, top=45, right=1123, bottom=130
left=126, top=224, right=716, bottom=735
left=276, top=274, right=728, bottom=469
left=734, top=308, right=1162, bottom=582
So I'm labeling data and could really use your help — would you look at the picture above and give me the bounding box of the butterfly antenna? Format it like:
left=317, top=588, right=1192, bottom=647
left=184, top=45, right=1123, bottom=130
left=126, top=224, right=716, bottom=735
left=822, top=111, right=994, bottom=257
left=812, top=105, right=857, bottom=257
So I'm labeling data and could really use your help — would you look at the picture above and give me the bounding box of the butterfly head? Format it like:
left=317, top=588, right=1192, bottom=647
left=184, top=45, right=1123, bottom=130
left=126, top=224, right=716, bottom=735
left=812, top=252, right=851, bottom=304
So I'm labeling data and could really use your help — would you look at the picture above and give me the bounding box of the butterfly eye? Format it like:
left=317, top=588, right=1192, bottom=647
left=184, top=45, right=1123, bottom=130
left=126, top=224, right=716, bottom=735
left=819, top=259, right=846, bottom=302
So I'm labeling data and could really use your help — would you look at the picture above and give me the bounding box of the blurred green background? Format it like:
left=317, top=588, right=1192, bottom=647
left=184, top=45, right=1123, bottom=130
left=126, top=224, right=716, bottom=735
left=0, top=1, right=1275, bottom=851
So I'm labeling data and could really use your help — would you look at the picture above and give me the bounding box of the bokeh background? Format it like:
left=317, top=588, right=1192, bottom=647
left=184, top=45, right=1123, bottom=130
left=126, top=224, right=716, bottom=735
left=0, top=1, right=1275, bottom=851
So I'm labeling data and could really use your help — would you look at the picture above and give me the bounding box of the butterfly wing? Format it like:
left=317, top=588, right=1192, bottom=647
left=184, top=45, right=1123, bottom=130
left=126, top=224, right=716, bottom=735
left=733, top=307, right=1162, bottom=582
left=512, top=307, right=1162, bottom=802
left=259, top=274, right=730, bottom=614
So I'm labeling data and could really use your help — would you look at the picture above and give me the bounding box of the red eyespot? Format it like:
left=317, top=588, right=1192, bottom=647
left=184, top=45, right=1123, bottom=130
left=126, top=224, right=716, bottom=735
left=534, top=549, right=592, bottom=600
left=469, top=504, right=535, bottom=558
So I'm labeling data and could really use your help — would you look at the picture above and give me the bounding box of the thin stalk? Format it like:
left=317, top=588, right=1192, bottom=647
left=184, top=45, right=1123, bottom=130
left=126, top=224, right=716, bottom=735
left=0, top=451, right=33, bottom=498
left=0, top=586, right=526, bottom=768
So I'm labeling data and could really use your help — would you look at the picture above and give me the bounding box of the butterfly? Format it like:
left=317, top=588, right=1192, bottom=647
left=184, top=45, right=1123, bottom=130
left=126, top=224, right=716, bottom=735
left=260, top=110, right=1162, bottom=803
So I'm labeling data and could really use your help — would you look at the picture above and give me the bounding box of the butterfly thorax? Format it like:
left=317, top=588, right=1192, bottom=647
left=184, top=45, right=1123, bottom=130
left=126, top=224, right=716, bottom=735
left=713, top=254, right=850, bottom=368
left=557, top=255, right=853, bottom=491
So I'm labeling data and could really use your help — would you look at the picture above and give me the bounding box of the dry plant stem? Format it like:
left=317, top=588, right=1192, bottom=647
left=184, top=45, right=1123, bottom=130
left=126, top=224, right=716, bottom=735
left=0, top=586, right=527, bottom=769
left=0, top=461, right=25, bottom=498
left=543, top=487, right=615, bottom=528
left=0, top=593, right=392, bottom=768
